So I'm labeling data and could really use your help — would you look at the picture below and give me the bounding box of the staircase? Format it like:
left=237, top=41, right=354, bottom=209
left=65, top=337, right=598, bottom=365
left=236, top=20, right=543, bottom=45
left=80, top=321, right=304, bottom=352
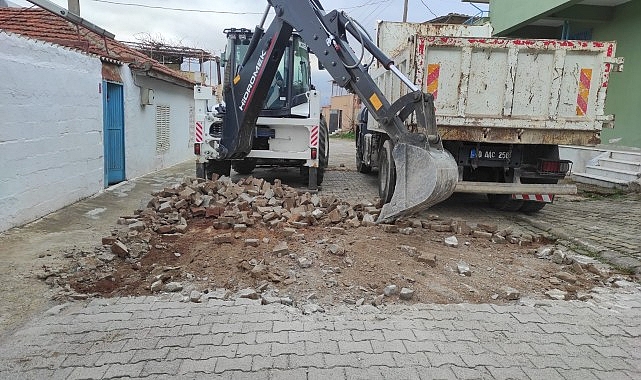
left=572, top=150, right=641, bottom=189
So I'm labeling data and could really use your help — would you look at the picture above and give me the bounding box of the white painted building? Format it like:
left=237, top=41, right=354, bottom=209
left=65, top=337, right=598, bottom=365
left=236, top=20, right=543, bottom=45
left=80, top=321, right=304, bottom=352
left=0, top=32, right=104, bottom=232
left=0, top=8, right=195, bottom=232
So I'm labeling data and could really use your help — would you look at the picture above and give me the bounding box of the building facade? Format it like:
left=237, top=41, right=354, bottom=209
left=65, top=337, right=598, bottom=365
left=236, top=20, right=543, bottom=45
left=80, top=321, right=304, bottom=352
left=0, top=8, right=195, bottom=232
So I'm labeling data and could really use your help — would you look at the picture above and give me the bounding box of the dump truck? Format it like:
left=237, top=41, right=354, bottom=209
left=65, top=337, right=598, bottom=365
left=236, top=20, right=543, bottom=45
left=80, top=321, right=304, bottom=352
left=193, top=1, right=459, bottom=222
left=357, top=21, right=623, bottom=212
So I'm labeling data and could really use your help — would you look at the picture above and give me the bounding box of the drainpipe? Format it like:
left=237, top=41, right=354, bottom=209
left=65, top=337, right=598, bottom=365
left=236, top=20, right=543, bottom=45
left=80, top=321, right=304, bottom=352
left=68, top=0, right=79, bottom=15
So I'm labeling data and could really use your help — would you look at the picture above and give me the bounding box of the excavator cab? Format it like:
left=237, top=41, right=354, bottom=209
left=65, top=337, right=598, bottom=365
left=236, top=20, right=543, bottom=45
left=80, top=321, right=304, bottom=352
left=222, top=28, right=312, bottom=117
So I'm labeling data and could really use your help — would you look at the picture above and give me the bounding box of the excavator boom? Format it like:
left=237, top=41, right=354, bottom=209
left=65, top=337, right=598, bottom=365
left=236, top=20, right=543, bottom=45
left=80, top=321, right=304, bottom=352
left=221, top=0, right=458, bottom=221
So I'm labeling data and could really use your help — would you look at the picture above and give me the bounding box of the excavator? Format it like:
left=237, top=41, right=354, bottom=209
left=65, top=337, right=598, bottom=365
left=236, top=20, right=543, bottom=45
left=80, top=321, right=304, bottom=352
left=194, top=0, right=458, bottom=222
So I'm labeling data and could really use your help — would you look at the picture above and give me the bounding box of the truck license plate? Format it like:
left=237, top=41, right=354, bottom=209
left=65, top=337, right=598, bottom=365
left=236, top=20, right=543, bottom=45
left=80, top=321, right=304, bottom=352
left=471, top=148, right=512, bottom=161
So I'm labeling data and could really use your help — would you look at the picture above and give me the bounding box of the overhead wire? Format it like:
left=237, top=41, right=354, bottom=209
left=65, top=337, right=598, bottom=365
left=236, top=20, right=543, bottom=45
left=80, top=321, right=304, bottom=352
left=88, top=0, right=263, bottom=14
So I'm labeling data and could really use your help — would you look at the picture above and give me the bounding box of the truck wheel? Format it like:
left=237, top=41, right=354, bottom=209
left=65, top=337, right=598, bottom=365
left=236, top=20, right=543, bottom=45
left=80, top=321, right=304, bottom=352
left=378, top=139, right=396, bottom=203
left=487, top=194, right=524, bottom=211
left=356, top=130, right=372, bottom=174
left=196, top=163, right=206, bottom=179
left=207, top=160, right=231, bottom=179
left=318, top=116, right=329, bottom=184
left=519, top=201, right=547, bottom=213
left=232, top=159, right=257, bottom=175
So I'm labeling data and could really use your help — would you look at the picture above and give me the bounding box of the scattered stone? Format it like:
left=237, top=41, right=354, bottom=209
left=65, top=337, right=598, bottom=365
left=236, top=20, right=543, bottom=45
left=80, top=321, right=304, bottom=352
left=302, top=303, right=324, bottom=315
left=399, top=245, right=418, bottom=256
left=444, top=236, right=459, bottom=248
left=502, top=286, right=520, bottom=300
left=163, top=282, right=183, bottom=292
left=372, top=294, right=384, bottom=306
left=233, top=224, right=248, bottom=232
left=361, top=214, right=376, bottom=226
left=457, top=261, right=471, bottom=276
left=472, top=230, right=493, bottom=239
left=380, top=224, right=398, bottom=233
left=399, top=227, right=413, bottom=235
left=208, top=288, right=228, bottom=300
left=330, top=227, right=346, bottom=235
left=150, top=280, right=163, bottom=292
left=111, top=241, right=129, bottom=258
left=399, top=288, right=415, bottom=300
left=383, top=284, right=398, bottom=297
left=327, top=244, right=345, bottom=256
left=238, top=288, right=260, bottom=300
left=416, top=253, right=437, bottom=268
left=551, top=249, right=566, bottom=264
left=545, top=289, right=567, bottom=300
left=554, top=271, right=577, bottom=284
left=244, top=239, right=259, bottom=247
left=298, top=257, right=312, bottom=269
left=213, top=233, right=234, bottom=244
left=478, top=223, right=498, bottom=233
left=101, top=236, right=117, bottom=245
left=272, top=241, right=289, bottom=256
left=190, top=290, right=202, bottom=303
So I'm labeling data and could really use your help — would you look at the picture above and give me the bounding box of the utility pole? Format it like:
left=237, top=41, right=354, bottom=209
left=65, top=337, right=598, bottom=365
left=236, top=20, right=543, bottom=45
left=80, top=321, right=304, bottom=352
left=403, top=0, right=408, bottom=22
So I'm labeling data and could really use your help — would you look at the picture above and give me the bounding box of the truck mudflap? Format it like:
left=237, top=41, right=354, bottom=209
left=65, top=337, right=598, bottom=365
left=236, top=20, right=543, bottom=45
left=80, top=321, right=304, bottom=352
left=377, top=143, right=458, bottom=223
left=512, top=194, right=554, bottom=203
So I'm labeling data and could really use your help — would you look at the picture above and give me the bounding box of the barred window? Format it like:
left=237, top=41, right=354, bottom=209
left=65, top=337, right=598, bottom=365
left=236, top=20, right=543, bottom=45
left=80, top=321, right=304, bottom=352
left=155, top=105, right=170, bottom=152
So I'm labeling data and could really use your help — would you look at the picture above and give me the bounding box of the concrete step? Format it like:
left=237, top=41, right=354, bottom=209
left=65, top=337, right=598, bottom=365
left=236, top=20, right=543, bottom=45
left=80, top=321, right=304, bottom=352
left=609, top=150, right=641, bottom=162
left=571, top=172, right=629, bottom=189
left=597, top=158, right=641, bottom=172
left=585, top=165, right=641, bottom=182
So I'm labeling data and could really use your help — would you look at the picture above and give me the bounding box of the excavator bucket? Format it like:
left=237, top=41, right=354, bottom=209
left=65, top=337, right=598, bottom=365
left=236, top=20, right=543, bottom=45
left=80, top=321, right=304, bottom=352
left=377, top=143, right=458, bottom=223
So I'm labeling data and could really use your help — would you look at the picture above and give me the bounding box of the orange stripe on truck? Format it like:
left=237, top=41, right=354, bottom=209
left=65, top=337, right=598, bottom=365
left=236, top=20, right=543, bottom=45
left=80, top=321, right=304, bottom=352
left=576, top=68, right=592, bottom=116
left=426, top=63, right=440, bottom=99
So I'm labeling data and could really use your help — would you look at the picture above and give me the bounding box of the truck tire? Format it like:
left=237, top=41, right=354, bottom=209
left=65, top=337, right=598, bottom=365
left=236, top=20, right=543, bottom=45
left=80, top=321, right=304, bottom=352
left=207, top=159, right=231, bottom=179
left=519, top=179, right=558, bottom=213
left=487, top=194, right=524, bottom=211
left=232, top=159, right=257, bottom=175
left=378, top=139, right=396, bottom=203
left=519, top=201, right=547, bottom=213
left=356, top=130, right=372, bottom=174
left=196, top=163, right=206, bottom=179
left=318, top=115, right=329, bottom=184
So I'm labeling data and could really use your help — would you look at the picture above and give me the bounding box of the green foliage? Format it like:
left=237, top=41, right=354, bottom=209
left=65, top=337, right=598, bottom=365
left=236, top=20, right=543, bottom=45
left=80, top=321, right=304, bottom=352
left=330, top=130, right=355, bottom=140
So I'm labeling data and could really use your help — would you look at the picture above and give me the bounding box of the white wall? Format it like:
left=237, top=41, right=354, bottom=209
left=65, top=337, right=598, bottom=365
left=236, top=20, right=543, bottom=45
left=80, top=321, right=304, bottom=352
left=121, top=69, right=194, bottom=179
left=0, top=32, right=103, bottom=232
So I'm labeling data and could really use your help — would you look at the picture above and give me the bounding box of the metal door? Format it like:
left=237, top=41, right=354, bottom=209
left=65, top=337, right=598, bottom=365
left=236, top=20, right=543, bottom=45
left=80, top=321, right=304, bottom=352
left=103, top=81, right=125, bottom=185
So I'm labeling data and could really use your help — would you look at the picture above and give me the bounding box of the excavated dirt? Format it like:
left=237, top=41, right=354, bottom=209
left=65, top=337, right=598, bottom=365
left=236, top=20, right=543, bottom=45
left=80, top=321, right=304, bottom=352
left=63, top=212, right=610, bottom=307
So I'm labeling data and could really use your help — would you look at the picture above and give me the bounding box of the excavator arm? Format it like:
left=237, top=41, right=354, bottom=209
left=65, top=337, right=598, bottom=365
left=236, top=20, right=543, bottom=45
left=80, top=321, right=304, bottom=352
left=219, top=0, right=458, bottom=221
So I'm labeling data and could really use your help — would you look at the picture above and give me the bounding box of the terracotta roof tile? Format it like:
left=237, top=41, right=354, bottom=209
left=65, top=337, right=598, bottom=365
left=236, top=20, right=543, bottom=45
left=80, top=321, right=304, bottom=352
left=0, top=8, right=194, bottom=85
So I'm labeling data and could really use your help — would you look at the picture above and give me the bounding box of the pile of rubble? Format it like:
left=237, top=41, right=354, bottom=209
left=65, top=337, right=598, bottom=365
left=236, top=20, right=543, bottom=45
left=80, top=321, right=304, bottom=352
left=107, top=175, right=550, bottom=259
left=119, top=175, right=383, bottom=238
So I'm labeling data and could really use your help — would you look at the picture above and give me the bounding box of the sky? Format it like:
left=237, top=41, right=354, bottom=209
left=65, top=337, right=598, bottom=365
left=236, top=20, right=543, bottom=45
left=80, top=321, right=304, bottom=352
left=12, top=0, right=489, bottom=104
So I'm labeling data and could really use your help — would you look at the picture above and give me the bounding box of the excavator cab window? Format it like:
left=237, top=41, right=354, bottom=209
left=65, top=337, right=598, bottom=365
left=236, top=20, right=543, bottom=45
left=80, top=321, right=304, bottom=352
left=291, top=38, right=311, bottom=107
left=264, top=49, right=289, bottom=110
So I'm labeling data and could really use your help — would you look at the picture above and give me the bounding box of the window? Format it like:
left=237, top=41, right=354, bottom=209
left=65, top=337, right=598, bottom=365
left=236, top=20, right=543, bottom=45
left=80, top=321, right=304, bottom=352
left=156, top=105, right=170, bottom=153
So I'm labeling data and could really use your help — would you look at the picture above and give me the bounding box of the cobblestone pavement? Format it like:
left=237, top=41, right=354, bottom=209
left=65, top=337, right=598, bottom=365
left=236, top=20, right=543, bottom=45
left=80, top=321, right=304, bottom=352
left=1, top=288, right=640, bottom=379
left=1, top=138, right=641, bottom=379
left=518, top=195, right=641, bottom=273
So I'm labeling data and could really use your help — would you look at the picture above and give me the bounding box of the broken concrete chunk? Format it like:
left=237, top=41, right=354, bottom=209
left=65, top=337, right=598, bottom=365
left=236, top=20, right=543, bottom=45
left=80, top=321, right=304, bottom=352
left=457, top=261, right=471, bottom=276
left=273, top=241, right=289, bottom=256
left=383, top=284, right=398, bottom=297
left=213, top=233, right=234, bottom=244
left=502, top=286, right=520, bottom=300
left=111, top=241, right=129, bottom=258
left=545, top=289, right=567, bottom=300
left=417, top=253, right=437, bottom=268
left=399, top=288, right=415, bottom=300
left=163, top=282, right=183, bottom=292
left=444, top=236, right=459, bottom=248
